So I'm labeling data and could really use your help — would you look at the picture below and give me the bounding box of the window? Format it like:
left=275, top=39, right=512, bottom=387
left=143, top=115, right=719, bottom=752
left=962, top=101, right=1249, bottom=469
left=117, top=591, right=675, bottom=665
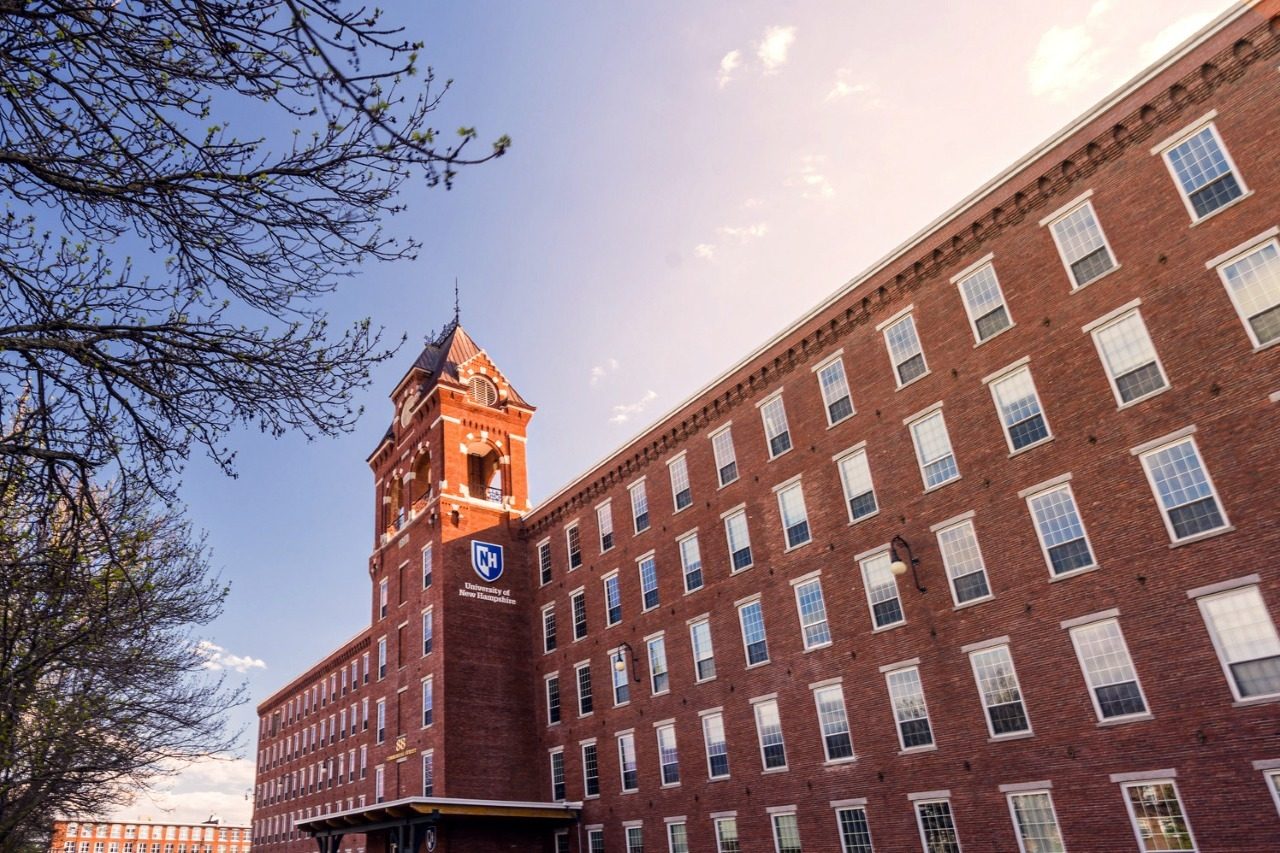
left=1085, top=316, right=1168, bottom=414
left=956, top=260, right=1012, bottom=343
left=771, top=813, right=801, bottom=853
left=860, top=551, right=904, bottom=629
left=421, top=544, right=433, bottom=588
left=793, top=576, right=831, bottom=649
left=421, top=677, right=433, bottom=727
left=468, top=375, right=497, bottom=406
left=753, top=698, right=786, bottom=770
left=374, top=765, right=384, bottom=803
left=656, top=723, right=680, bottom=785
left=738, top=599, right=769, bottom=665
left=1159, top=119, right=1246, bottom=220
left=625, top=826, right=643, bottom=853
left=908, top=409, right=958, bottom=489
left=723, top=508, right=753, bottom=572
left=647, top=635, right=669, bottom=695
left=816, top=355, right=855, bottom=424
left=969, top=644, right=1031, bottom=737
left=378, top=578, right=388, bottom=619
left=545, top=675, right=561, bottom=725
left=1069, top=618, right=1149, bottom=720
left=836, top=446, right=878, bottom=522
left=630, top=479, right=650, bottom=533
left=1215, top=237, right=1280, bottom=347
left=1047, top=197, right=1116, bottom=288
left=362, top=652, right=370, bottom=683
left=667, top=823, right=688, bottom=853
left=421, top=608, right=433, bottom=656
left=678, top=532, right=703, bottom=593
left=587, top=830, right=605, bottom=853
left=775, top=480, right=811, bottom=549
left=422, top=750, right=434, bottom=796
left=538, top=539, right=553, bottom=586
left=1265, top=769, right=1280, bottom=817
left=886, top=666, right=934, bottom=750
left=690, top=618, right=716, bottom=681
left=374, top=699, right=385, bottom=743
left=988, top=365, right=1051, bottom=452
left=714, top=818, right=739, bottom=853
left=376, top=638, right=387, bottom=679
left=882, top=311, right=928, bottom=386
left=611, top=649, right=630, bottom=706
left=702, top=711, right=729, bottom=779
left=813, top=683, right=854, bottom=761
left=668, top=453, right=692, bottom=511
left=1026, top=481, right=1096, bottom=576
left=597, top=501, right=615, bottom=552
left=572, top=589, right=588, bottom=640
left=542, top=604, right=558, bottom=653
left=566, top=523, right=582, bottom=570
left=638, top=554, right=660, bottom=610
left=711, top=426, right=739, bottom=486
left=759, top=394, right=792, bottom=458
left=1122, top=781, right=1196, bottom=851
left=935, top=518, right=991, bottom=606
left=549, top=749, right=565, bottom=801
left=617, top=732, right=638, bottom=791
left=576, top=662, right=593, bottom=716
left=581, top=742, right=599, bottom=797
left=1137, top=436, right=1228, bottom=543
left=603, top=573, right=622, bottom=626
left=914, top=799, right=961, bottom=853
left=1196, top=584, right=1280, bottom=700
left=835, top=807, right=874, bottom=853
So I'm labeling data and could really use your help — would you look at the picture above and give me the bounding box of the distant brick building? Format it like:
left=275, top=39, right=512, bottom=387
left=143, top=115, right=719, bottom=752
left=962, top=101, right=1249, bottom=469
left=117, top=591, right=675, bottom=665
left=51, top=821, right=250, bottom=853
left=252, top=3, right=1280, bottom=851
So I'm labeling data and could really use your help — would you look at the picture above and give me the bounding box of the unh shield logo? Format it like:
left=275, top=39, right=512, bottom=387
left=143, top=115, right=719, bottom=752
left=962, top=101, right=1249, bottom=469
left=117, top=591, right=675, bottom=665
left=471, top=540, right=504, bottom=582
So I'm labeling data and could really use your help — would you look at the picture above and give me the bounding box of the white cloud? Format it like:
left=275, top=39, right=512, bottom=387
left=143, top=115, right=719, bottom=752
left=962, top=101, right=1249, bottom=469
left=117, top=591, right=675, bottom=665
left=742, top=197, right=764, bottom=209
left=1028, top=24, right=1100, bottom=99
left=1139, top=12, right=1215, bottom=65
left=716, top=50, right=742, bottom=88
left=756, top=25, right=796, bottom=73
left=589, top=357, right=619, bottom=386
left=108, top=756, right=255, bottom=824
left=196, top=640, right=266, bottom=674
left=1087, top=0, right=1113, bottom=24
left=790, top=156, right=834, bottom=200
left=693, top=243, right=716, bottom=261
left=715, top=223, right=769, bottom=242
left=609, top=390, right=658, bottom=424
left=824, top=68, right=875, bottom=104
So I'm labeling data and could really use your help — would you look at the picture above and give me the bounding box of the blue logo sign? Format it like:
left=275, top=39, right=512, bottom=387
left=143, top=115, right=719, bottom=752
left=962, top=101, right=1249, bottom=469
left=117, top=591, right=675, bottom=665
left=471, top=540, right=504, bottom=582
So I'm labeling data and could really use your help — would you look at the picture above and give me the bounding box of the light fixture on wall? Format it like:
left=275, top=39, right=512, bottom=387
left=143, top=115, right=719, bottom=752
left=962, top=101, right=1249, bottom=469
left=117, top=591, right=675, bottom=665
left=889, top=535, right=926, bottom=593
left=613, top=641, right=641, bottom=682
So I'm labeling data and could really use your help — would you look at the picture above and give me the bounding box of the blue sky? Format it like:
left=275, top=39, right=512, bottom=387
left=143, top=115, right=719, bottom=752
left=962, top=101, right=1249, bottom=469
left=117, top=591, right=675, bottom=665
left=124, top=0, right=1236, bottom=821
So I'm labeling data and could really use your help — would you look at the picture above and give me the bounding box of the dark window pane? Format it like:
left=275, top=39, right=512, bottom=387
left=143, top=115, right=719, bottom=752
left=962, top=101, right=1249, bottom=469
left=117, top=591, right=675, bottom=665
left=635, top=511, right=649, bottom=532
left=1095, top=681, right=1147, bottom=717
left=732, top=547, right=752, bottom=571
left=709, top=753, right=729, bottom=777
left=643, top=588, right=659, bottom=610
left=685, top=567, right=703, bottom=591
left=897, top=353, right=926, bottom=384
left=825, top=733, right=854, bottom=760
left=1008, top=415, right=1049, bottom=450
left=770, top=431, right=792, bottom=457
left=719, top=461, right=738, bottom=485
left=988, top=701, right=1029, bottom=735
left=1231, top=656, right=1280, bottom=698
left=746, top=640, right=768, bottom=665
left=762, top=743, right=786, bottom=768
left=1168, top=497, right=1224, bottom=539
left=601, top=532, right=613, bottom=551
left=828, top=395, right=854, bottom=423
left=675, top=488, right=692, bottom=510
left=786, top=521, right=810, bottom=548
left=1189, top=172, right=1242, bottom=218
left=900, top=718, right=933, bottom=748
left=975, top=306, right=1010, bottom=340
left=849, top=491, right=877, bottom=520
left=608, top=604, right=621, bottom=625
left=953, top=571, right=990, bottom=603
left=873, top=598, right=903, bottom=628
left=1250, top=304, right=1280, bottom=345
left=1116, top=362, right=1166, bottom=403
left=1070, top=246, right=1114, bottom=286
left=697, top=658, right=716, bottom=680
left=1048, top=538, right=1093, bottom=574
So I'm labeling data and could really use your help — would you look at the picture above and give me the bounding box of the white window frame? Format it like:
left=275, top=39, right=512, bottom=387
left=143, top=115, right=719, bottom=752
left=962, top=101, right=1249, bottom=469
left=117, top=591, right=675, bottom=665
left=906, top=405, right=959, bottom=491
left=666, top=821, right=688, bottom=853
left=1066, top=615, right=1150, bottom=723
left=646, top=633, right=669, bottom=696
left=1134, top=433, right=1230, bottom=545
left=1210, top=232, right=1280, bottom=349
left=638, top=551, right=660, bottom=612
left=884, top=664, right=934, bottom=752
left=617, top=731, right=638, bottom=792
left=678, top=530, right=703, bottom=593
left=791, top=573, right=832, bottom=650
left=1022, top=478, right=1097, bottom=579
left=813, top=351, right=855, bottom=426
left=758, top=392, right=793, bottom=460
left=1264, top=767, right=1280, bottom=817
left=770, top=811, right=802, bottom=853
left=575, top=660, right=593, bottom=717
left=832, top=803, right=874, bottom=853
left=1085, top=303, right=1170, bottom=408
left=812, top=681, right=854, bottom=763
left=752, top=696, right=787, bottom=771
left=629, top=477, right=650, bottom=533
left=1118, top=777, right=1197, bottom=852
left=537, top=537, right=552, bottom=586
left=737, top=596, right=769, bottom=667
left=565, top=521, right=582, bottom=571
left=655, top=722, right=680, bottom=787
left=571, top=587, right=588, bottom=641
left=953, top=255, right=1013, bottom=344
left=774, top=477, right=812, bottom=551
left=714, top=817, right=739, bottom=853
left=966, top=641, right=1032, bottom=739
left=421, top=543, right=433, bottom=588
left=912, top=797, right=961, bottom=853
left=668, top=451, right=692, bottom=512
left=1193, top=582, right=1280, bottom=703
left=701, top=710, right=729, bottom=780
left=596, top=499, right=614, bottom=553
left=610, top=645, right=631, bottom=707
left=710, top=424, right=738, bottom=487
left=984, top=360, right=1052, bottom=455
left=548, top=748, right=565, bottom=801
left=859, top=549, right=904, bottom=630
left=723, top=506, right=753, bottom=573
left=544, top=672, right=561, bottom=726
left=878, top=306, right=929, bottom=388
left=1005, top=789, right=1064, bottom=853
left=689, top=616, right=716, bottom=682
left=1042, top=193, right=1118, bottom=290
left=580, top=740, right=599, bottom=799
left=421, top=607, right=433, bottom=656
left=602, top=571, right=622, bottom=627
left=1153, top=113, right=1249, bottom=223
left=932, top=514, right=992, bottom=608
left=834, top=443, right=878, bottom=524
left=541, top=603, right=557, bottom=653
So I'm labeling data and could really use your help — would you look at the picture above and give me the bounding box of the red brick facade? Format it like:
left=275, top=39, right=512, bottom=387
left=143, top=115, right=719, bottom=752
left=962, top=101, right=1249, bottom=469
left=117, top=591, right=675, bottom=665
left=51, top=821, right=250, bottom=853
left=254, top=4, right=1280, bottom=851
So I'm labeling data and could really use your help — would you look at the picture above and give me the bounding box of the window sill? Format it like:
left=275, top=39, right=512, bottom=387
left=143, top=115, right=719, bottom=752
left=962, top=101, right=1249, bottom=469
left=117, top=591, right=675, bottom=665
left=660, top=782, right=681, bottom=789
left=1008, top=436, right=1054, bottom=458
left=898, top=745, right=937, bottom=756
left=694, top=676, right=717, bottom=685
left=745, top=660, right=772, bottom=671
left=672, top=504, right=691, bottom=516
left=826, top=412, right=856, bottom=430
left=1048, top=565, right=1099, bottom=583
left=633, top=527, right=650, bottom=537
left=872, top=621, right=906, bottom=635
left=717, top=477, right=740, bottom=491
left=1097, top=713, right=1154, bottom=727
left=803, top=642, right=833, bottom=654
left=895, top=369, right=932, bottom=392
left=1232, top=693, right=1280, bottom=708
left=767, top=446, right=794, bottom=463
left=1253, top=337, right=1280, bottom=353
left=683, top=586, right=704, bottom=596
left=848, top=509, right=880, bottom=527
left=578, top=712, right=593, bottom=719
left=1189, top=189, right=1254, bottom=227
left=988, top=731, right=1035, bottom=743
left=730, top=564, right=755, bottom=575
left=600, top=545, right=614, bottom=555
left=824, top=757, right=858, bottom=767
left=973, top=322, right=1017, bottom=348
left=613, top=701, right=631, bottom=709
left=641, top=605, right=659, bottom=614
left=1169, top=525, right=1235, bottom=549
left=762, top=766, right=790, bottom=775
left=922, top=474, right=961, bottom=495
left=652, top=689, right=670, bottom=698
left=583, top=794, right=599, bottom=801
left=620, top=789, right=639, bottom=795
left=1069, top=263, right=1122, bottom=293
left=707, top=775, right=730, bottom=783
left=783, top=539, right=813, bottom=554
left=953, top=595, right=994, bottom=611
left=1117, top=384, right=1171, bottom=410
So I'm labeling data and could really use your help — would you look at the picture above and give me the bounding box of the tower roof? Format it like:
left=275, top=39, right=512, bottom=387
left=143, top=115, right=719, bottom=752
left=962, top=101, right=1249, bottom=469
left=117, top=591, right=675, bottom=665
left=391, top=322, right=531, bottom=408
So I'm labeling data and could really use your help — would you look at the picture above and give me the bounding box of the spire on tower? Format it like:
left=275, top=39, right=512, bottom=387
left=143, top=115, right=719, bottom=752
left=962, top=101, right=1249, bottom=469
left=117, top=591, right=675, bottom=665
left=453, top=278, right=461, bottom=326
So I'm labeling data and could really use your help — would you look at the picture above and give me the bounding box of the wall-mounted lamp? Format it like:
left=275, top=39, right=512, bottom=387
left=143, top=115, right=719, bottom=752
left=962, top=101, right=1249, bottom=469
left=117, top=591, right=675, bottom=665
left=450, top=503, right=461, bottom=526
left=613, top=641, right=641, bottom=682
left=889, top=535, right=926, bottom=593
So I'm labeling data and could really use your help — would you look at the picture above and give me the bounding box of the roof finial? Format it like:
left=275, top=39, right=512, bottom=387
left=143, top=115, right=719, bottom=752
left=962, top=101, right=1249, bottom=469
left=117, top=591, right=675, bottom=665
left=453, top=278, right=460, bottom=327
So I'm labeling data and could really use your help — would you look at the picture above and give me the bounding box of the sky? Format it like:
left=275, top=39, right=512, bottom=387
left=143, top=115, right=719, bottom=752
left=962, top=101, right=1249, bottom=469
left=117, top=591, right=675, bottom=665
left=120, top=0, right=1239, bottom=824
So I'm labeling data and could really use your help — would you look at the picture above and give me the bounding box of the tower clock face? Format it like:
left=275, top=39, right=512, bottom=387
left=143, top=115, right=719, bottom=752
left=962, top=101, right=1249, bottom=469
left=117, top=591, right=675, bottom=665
left=400, top=391, right=419, bottom=427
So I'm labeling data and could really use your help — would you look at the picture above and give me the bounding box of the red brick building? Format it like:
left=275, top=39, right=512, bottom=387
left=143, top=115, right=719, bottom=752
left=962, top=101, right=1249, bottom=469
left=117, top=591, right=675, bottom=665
left=253, top=4, right=1280, bottom=851
left=51, top=820, right=250, bottom=853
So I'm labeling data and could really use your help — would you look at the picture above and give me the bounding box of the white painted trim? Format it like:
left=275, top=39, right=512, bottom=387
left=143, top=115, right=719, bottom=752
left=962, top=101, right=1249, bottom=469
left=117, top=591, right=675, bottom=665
left=719, top=502, right=747, bottom=520
left=903, top=400, right=944, bottom=426
left=832, top=440, right=869, bottom=461
left=1038, top=189, right=1094, bottom=227
left=1000, top=780, right=1053, bottom=793
left=1205, top=226, right=1280, bottom=270
left=930, top=510, right=976, bottom=533
left=749, top=692, right=779, bottom=705
left=908, top=790, right=951, bottom=801
left=1082, top=298, right=1144, bottom=333
left=855, top=543, right=890, bottom=563
left=949, top=252, right=996, bottom=284
left=1017, top=472, right=1073, bottom=499
left=879, top=657, right=921, bottom=673
left=765, top=805, right=797, bottom=815
left=754, top=388, right=784, bottom=409
left=1110, top=769, right=1176, bottom=783
left=1149, top=109, right=1219, bottom=154
left=789, top=569, right=822, bottom=587
left=1129, top=425, right=1198, bottom=456
left=874, top=303, right=915, bottom=333
left=709, top=810, right=738, bottom=819
left=1252, top=758, right=1280, bottom=771
left=1061, top=608, right=1121, bottom=630
left=981, top=355, right=1031, bottom=386
left=771, top=473, right=804, bottom=493
left=810, top=348, right=845, bottom=372
left=961, top=636, right=1010, bottom=654
left=809, top=676, right=843, bottom=690
left=1187, top=574, right=1262, bottom=600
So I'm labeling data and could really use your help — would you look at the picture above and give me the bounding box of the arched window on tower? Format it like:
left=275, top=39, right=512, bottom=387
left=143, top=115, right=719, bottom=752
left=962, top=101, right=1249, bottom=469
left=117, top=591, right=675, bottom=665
left=468, top=376, right=498, bottom=407
left=466, top=444, right=503, bottom=503
left=389, top=478, right=405, bottom=531
left=411, top=452, right=432, bottom=511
